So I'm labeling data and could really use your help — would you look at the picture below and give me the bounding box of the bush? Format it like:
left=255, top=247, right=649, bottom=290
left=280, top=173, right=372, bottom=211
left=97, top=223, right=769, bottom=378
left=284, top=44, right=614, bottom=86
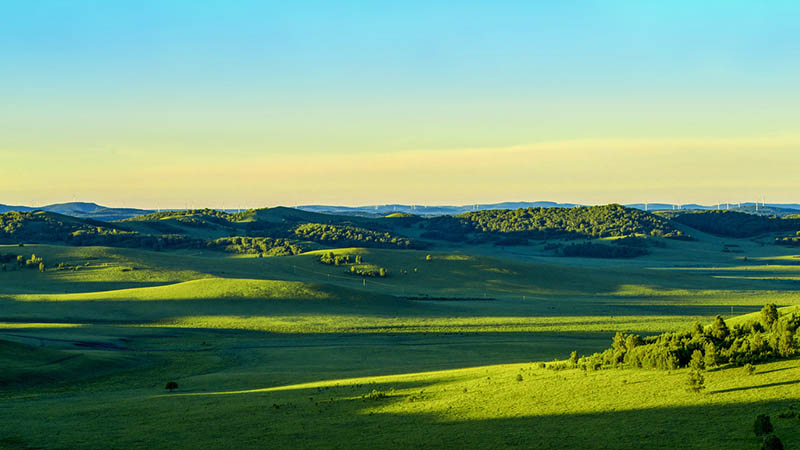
left=761, top=435, right=783, bottom=450
left=686, top=369, right=705, bottom=393
left=165, top=381, right=178, bottom=392
left=363, top=389, right=389, bottom=400
left=753, top=414, right=773, bottom=437
left=745, top=364, right=756, bottom=375
left=761, top=303, right=779, bottom=328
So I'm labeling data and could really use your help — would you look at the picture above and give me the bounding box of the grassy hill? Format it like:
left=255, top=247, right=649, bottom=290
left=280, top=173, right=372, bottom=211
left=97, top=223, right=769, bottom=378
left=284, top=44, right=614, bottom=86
left=665, top=210, right=800, bottom=238
left=2, top=231, right=800, bottom=448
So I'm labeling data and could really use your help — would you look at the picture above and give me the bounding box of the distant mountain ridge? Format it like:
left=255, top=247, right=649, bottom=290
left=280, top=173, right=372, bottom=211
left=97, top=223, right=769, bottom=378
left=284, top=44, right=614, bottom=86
left=297, top=201, right=800, bottom=217
left=0, top=202, right=154, bottom=221
left=2, top=200, right=800, bottom=221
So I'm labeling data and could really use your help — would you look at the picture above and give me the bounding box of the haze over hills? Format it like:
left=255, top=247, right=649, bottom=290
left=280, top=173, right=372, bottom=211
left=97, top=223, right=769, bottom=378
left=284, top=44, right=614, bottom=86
left=2, top=200, right=800, bottom=221
left=0, top=202, right=154, bottom=221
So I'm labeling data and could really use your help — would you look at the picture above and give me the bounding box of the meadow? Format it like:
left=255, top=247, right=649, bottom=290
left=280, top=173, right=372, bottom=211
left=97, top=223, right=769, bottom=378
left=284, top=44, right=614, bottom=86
left=1, top=215, right=800, bottom=449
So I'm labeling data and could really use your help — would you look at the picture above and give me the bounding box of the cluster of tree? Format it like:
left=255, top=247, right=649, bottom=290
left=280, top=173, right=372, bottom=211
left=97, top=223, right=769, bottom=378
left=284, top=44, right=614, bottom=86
left=292, top=223, right=423, bottom=249
left=420, top=205, right=687, bottom=243
left=558, top=242, right=649, bottom=258
left=211, top=236, right=306, bottom=256
left=0, top=211, right=128, bottom=244
left=319, top=252, right=362, bottom=266
left=121, top=208, right=236, bottom=224
left=1, top=254, right=47, bottom=272
left=576, top=304, right=798, bottom=371
left=775, top=232, right=800, bottom=247
left=349, top=265, right=388, bottom=277
left=669, top=211, right=800, bottom=238
left=420, top=215, right=476, bottom=242
left=1, top=211, right=419, bottom=256
left=459, top=205, right=681, bottom=238
left=317, top=252, right=387, bottom=277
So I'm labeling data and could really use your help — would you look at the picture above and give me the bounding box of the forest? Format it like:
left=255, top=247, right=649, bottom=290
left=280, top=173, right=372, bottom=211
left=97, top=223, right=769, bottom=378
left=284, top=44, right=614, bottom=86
left=421, top=204, right=690, bottom=242
left=577, top=304, right=798, bottom=371
left=668, top=211, right=800, bottom=238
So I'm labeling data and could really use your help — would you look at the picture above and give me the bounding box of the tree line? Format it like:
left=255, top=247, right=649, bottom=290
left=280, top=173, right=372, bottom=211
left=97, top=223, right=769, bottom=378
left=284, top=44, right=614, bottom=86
left=420, top=204, right=690, bottom=243
left=574, top=304, right=798, bottom=371
left=669, top=210, right=800, bottom=238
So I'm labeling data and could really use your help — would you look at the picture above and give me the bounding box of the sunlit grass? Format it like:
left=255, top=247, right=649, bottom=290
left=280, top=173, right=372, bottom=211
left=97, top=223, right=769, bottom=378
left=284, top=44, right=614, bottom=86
left=142, top=314, right=711, bottom=334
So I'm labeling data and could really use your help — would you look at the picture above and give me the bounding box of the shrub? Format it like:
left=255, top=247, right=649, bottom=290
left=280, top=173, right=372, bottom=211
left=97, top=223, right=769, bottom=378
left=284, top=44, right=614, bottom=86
left=689, top=349, right=705, bottom=371
left=761, top=435, right=783, bottom=450
left=569, top=351, right=579, bottom=367
left=363, top=389, right=388, bottom=400
left=165, top=381, right=178, bottom=392
left=753, top=414, right=773, bottom=437
left=745, top=364, right=756, bottom=375
left=516, top=374, right=523, bottom=382
left=686, top=369, right=705, bottom=393
left=703, top=342, right=719, bottom=368
left=761, top=303, right=779, bottom=328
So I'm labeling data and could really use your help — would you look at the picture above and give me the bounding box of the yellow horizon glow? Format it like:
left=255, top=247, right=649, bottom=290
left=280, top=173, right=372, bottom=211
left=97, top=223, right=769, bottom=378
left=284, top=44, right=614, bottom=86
left=4, top=135, right=800, bottom=208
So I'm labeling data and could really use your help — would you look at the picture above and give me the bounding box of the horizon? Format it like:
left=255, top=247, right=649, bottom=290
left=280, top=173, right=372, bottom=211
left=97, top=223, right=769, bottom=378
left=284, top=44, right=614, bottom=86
left=4, top=198, right=798, bottom=212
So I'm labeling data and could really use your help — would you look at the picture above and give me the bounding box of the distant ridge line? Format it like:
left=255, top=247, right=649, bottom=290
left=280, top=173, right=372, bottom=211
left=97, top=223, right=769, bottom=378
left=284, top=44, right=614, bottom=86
left=2, top=200, right=799, bottom=220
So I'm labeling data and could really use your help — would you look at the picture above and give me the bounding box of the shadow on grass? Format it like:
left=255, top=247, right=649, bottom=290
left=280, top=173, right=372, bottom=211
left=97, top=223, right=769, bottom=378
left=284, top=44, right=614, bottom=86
left=711, top=379, right=800, bottom=394
left=140, top=379, right=800, bottom=450
left=755, top=365, right=799, bottom=375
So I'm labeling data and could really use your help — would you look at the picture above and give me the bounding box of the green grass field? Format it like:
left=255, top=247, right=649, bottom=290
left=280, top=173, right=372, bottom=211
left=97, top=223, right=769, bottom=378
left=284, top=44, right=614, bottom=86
left=1, top=237, right=799, bottom=449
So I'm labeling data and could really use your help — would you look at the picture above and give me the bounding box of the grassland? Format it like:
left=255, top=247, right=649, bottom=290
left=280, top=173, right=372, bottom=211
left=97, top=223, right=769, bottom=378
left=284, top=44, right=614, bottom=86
left=1, top=229, right=800, bottom=448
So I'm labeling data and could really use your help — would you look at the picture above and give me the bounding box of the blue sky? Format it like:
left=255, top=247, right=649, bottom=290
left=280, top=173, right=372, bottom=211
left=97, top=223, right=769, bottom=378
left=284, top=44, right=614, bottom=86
left=1, top=1, right=799, bottom=207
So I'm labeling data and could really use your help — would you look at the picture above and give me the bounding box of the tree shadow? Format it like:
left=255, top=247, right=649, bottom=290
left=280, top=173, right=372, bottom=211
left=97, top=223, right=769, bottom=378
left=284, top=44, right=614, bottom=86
left=710, top=379, right=800, bottom=395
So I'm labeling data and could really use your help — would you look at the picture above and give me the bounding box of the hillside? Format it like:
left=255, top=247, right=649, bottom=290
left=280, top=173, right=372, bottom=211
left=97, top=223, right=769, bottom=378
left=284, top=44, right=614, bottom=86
left=666, top=210, right=800, bottom=238
left=0, top=208, right=422, bottom=254
left=421, top=204, right=688, bottom=243
left=0, top=202, right=154, bottom=220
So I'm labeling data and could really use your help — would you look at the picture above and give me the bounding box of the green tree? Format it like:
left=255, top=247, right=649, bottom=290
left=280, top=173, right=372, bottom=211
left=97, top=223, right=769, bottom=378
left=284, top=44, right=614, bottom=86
left=378, top=267, right=387, bottom=277
left=761, top=435, right=784, bottom=450
left=165, top=381, right=179, bottom=392
left=689, top=349, right=705, bottom=371
left=686, top=349, right=706, bottom=393
left=38, top=262, right=45, bottom=272
left=753, top=414, right=773, bottom=437
left=569, top=351, right=579, bottom=367
left=425, top=254, right=432, bottom=262
left=703, top=342, right=719, bottom=368
left=686, top=369, right=705, bottom=393
left=711, top=315, right=730, bottom=340
left=761, top=303, right=779, bottom=328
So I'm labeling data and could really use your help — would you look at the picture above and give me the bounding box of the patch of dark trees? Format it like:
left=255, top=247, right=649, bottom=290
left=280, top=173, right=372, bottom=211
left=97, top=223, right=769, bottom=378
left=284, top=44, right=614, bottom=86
left=419, top=204, right=692, bottom=247
left=0, top=210, right=426, bottom=255
left=670, top=210, right=800, bottom=238
left=775, top=233, right=800, bottom=247
left=576, top=304, right=798, bottom=371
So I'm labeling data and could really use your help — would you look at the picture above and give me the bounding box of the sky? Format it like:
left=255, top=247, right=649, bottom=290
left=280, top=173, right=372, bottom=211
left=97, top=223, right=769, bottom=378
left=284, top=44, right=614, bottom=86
left=1, top=0, right=799, bottom=208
